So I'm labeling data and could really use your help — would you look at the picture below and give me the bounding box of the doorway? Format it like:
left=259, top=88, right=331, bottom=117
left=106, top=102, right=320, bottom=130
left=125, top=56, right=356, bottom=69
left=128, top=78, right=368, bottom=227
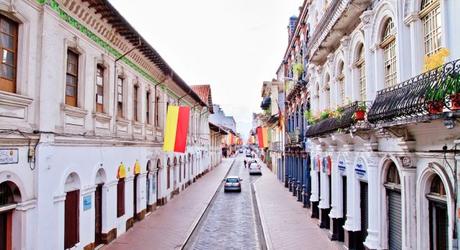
left=94, top=184, right=103, bottom=246
left=64, top=190, right=80, bottom=249
left=133, top=174, right=138, bottom=220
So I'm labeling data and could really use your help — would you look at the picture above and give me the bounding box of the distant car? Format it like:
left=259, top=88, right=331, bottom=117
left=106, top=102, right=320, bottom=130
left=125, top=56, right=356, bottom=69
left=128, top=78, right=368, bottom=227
left=224, top=176, right=242, bottom=192
left=246, top=152, right=253, bottom=158
left=239, top=149, right=244, bottom=153
left=249, top=161, right=262, bottom=175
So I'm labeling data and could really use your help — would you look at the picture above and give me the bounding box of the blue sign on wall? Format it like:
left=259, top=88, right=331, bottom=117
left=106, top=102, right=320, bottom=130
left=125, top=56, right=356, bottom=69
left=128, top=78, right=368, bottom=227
left=338, top=160, right=346, bottom=174
left=83, top=195, right=92, bottom=211
left=354, top=158, right=367, bottom=179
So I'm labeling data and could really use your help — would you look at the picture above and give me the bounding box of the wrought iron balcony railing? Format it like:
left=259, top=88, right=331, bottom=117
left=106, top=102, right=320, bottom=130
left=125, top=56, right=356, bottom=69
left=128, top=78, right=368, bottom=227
left=287, top=129, right=302, bottom=145
left=367, top=59, right=460, bottom=123
left=305, top=101, right=361, bottom=137
left=270, top=141, right=283, bottom=152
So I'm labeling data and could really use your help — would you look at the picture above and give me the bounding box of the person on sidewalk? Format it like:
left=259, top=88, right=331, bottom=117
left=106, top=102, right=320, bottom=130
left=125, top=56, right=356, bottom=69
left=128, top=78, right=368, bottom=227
left=244, top=159, right=247, bottom=168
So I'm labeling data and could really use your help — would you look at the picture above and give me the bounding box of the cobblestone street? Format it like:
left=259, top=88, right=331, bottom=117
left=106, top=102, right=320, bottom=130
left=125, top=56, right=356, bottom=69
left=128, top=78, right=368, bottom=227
left=184, top=156, right=265, bottom=250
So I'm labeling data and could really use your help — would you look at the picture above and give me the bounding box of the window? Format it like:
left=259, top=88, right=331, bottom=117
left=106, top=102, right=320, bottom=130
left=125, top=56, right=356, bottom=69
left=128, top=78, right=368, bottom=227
left=356, top=45, right=366, bottom=101
left=430, top=175, right=446, bottom=197
left=133, top=84, right=139, bottom=122
left=381, top=19, right=397, bottom=88
left=146, top=91, right=151, bottom=124
left=420, top=0, right=441, bottom=56
left=0, top=15, right=18, bottom=93
left=117, top=178, right=125, bottom=217
left=155, top=94, right=160, bottom=126
left=117, top=77, right=124, bottom=118
left=385, top=163, right=401, bottom=186
left=66, top=50, right=79, bottom=107
left=95, top=64, right=104, bottom=113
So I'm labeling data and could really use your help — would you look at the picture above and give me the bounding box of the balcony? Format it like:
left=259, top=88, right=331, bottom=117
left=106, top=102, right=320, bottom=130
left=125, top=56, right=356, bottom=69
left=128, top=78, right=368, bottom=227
left=307, top=0, right=372, bottom=64
left=368, top=59, right=460, bottom=124
left=270, top=141, right=283, bottom=152
left=287, top=129, right=303, bottom=146
left=305, top=101, right=362, bottom=137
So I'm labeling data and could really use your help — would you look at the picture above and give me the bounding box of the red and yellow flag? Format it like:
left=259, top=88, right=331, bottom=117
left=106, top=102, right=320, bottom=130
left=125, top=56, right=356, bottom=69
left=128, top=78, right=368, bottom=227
left=163, top=105, right=190, bottom=153
left=256, top=127, right=268, bottom=148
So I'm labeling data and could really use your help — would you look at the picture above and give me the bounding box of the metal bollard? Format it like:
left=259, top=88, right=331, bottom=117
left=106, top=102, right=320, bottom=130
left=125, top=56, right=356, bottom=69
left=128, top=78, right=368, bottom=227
left=292, top=178, right=297, bottom=196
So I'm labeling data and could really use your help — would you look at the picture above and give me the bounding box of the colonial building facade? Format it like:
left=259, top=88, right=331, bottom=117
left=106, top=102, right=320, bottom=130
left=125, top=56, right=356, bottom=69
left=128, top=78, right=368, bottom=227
left=280, top=0, right=460, bottom=249
left=0, top=0, right=210, bottom=249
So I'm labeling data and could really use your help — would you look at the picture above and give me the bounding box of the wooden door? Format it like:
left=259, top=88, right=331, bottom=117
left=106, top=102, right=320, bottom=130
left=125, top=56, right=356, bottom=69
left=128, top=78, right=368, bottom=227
left=0, top=211, right=12, bottom=250
left=94, top=185, right=103, bottom=246
left=64, top=190, right=79, bottom=249
left=133, top=175, right=138, bottom=219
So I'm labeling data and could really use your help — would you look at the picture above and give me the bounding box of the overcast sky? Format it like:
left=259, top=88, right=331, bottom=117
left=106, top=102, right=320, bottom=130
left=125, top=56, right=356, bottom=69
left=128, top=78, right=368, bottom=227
left=109, top=0, right=301, bottom=139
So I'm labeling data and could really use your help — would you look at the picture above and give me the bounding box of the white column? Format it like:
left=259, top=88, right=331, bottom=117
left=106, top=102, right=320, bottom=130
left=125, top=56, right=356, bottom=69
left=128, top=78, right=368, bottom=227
left=15, top=199, right=37, bottom=250
left=329, top=146, right=341, bottom=218
left=360, top=10, right=376, bottom=101
left=310, top=153, right=319, bottom=203
left=401, top=167, right=417, bottom=250
left=340, top=36, right=352, bottom=103
left=343, top=146, right=359, bottom=232
left=103, top=180, right=117, bottom=233
left=364, top=154, right=380, bottom=249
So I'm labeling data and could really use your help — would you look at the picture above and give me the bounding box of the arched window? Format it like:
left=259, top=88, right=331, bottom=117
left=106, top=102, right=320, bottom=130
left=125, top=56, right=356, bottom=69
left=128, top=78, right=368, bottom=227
left=356, top=44, right=366, bottom=101
left=429, top=175, right=446, bottom=197
left=427, top=174, right=448, bottom=250
left=337, top=62, right=345, bottom=106
left=420, top=0, right=441, bottom=56
left=385, top=163, right=401, bottom=187
left=381, top=19, right=397, bottom=88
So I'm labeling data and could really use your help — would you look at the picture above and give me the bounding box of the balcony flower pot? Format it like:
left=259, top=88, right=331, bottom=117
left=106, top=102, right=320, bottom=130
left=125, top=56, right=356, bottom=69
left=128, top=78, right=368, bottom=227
left=354, top=110, right=365, bottom=121
left=450, top=93, right=460, bottom=111
left=427, top=100, right=444, bottom=114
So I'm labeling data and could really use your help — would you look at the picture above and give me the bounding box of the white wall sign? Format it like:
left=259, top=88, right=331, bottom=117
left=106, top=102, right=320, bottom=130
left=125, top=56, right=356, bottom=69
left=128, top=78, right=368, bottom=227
left=338, top=159, right=346, bottom=175
left=0, top=148, right=19, bottom=165
left=354, top=158, right=367, bottom=179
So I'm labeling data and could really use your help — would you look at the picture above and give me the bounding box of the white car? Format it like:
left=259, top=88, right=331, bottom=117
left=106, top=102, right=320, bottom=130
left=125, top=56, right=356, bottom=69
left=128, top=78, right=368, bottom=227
left=248, top=161, right=262, bottom=175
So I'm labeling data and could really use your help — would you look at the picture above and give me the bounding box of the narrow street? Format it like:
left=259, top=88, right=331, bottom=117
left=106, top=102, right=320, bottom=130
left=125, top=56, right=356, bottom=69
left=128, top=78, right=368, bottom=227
left=184, top=155, right=266, bottom=250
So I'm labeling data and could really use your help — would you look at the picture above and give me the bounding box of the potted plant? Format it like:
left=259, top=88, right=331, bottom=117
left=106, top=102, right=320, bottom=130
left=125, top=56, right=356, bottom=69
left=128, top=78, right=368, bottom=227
left=446, top=73, right=460, bottom=111
left=425, top=84, right=445, bottom=114
left=353, top=102, right=366, bottom=121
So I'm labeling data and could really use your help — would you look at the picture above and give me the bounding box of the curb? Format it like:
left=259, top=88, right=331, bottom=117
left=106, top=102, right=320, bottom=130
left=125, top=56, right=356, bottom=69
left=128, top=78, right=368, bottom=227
left=253, top=166, right=273, bottom=250
left=180, top=158, right=236, bottom=249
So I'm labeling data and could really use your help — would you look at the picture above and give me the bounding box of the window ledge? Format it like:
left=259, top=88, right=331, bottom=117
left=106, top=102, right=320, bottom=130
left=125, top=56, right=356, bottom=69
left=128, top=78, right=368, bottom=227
left=133, top=121, right=143, bottom=127
left=92, top=112, right=111, bottom=122
left=61, top=104, right=88, bottom=118
left=0, top=91, right=33, bottom=108
left=116, top=117, right=130, bottom=126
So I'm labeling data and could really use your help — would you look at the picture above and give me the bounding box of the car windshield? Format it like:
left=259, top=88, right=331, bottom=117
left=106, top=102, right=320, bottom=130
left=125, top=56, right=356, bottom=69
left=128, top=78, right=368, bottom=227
left=226, top=178, right=239, bottom=183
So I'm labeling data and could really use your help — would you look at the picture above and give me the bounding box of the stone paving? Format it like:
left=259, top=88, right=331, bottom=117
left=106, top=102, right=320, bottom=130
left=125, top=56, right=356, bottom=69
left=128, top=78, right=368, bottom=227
left=103, top=158, right=235, bottom=250
left=254, top=165, right=343, bottom=250
left=184, top=156, right=262, bottom=250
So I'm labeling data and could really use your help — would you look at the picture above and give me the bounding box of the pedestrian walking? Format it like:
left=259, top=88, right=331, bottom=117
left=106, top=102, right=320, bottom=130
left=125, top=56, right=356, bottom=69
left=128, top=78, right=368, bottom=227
left=244, top=159, right=247, bottom=168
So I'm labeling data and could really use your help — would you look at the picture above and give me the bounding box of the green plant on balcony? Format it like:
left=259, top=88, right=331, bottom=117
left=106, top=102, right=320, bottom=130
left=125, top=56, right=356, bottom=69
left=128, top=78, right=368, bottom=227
left=320, top=110, right=330, bottom=120
left=304, top=110, right=317, bottom=124
left=292, top=63, right=304, bottom=80
left=445, top=73, right=460, bottom=110
left=425, top=82, right=446, bottom=114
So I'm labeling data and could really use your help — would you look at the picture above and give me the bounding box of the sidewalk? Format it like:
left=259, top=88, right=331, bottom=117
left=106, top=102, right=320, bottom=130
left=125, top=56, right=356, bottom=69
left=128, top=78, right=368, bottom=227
left=104, top=158, right=235, bottom=250
left=254, top=166, right=342, bottom=250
